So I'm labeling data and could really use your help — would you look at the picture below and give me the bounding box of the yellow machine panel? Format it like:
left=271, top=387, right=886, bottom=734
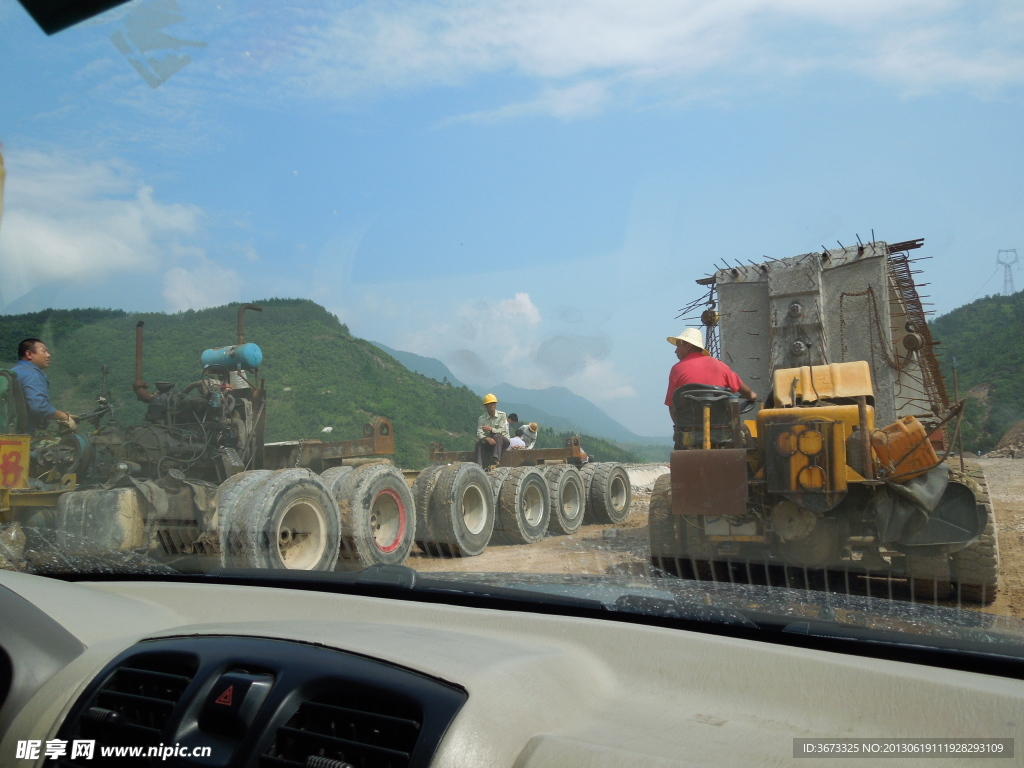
left=772, top=361, right=874, bottom=407
left=756, top=404, right=875, bottom=513
left=0, top=435, right=31, bottom=490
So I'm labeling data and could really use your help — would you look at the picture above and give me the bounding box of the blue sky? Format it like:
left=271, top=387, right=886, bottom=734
left=1, top=0, right=1022, bottom=436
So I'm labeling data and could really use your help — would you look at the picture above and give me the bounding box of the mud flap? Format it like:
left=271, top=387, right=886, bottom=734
left=670, top=449, right=748, bottom=516
left=873, top=465, right=986, bottom=555
left=895, top=482, right=986, bottom=555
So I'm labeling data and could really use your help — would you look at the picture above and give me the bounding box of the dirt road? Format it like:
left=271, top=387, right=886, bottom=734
left=973, top=458, right=1024, bottom=618
left=407, top=459, right=1024, bottom=619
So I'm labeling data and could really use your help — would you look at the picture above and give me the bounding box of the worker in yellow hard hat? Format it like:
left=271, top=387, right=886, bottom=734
left=475, top=393, right=510, bottom=467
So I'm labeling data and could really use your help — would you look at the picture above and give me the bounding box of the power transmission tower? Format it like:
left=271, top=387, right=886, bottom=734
left=997, top=249, right=1019, bottom=295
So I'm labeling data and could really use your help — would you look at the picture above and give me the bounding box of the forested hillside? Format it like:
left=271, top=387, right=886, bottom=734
left=932, top=290, right=1024, bottom=453
left=0, top=300, right=640, bottom=467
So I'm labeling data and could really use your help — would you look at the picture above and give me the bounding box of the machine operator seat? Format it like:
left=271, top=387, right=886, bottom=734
left=671, top=384, right=740, bottom=451
left=0, top=370, right=29, bottom=434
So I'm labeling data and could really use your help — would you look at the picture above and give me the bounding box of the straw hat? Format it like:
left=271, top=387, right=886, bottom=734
left=666, top=328, right=710, bottom=356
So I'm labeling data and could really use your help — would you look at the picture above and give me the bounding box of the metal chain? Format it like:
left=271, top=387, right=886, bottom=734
left=294, top=438, right=305, bottom=468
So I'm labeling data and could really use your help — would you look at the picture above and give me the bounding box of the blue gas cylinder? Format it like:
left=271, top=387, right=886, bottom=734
left=200, top=343, right=263, bottom=371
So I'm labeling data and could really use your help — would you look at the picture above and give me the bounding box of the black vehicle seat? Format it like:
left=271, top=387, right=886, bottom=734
left=671, top=384, right=737, bottom=450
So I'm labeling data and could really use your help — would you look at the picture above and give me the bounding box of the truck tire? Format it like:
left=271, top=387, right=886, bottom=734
left=426, top=462, right=494, bottom=557
left=217, top=469, right=274, bottom=565
left=950, top=466, right=1000, bottom=605
left=544, top=464, right=585, bottom=535
left=648, top=474, right=688, bottom=577
left=332, top=463, right=415, bottom=568
left=492, top=466, right=550, bottom=545
left=905, top=554, right=952, bottom=602
left=412, top=465, right=445, bottom=556
left=232, top=469, right=340, bottom=571
left=319, top=465, right=354, bottom=497
left=584, top=463, right=632, bottom=525
left=486, top=467, right=513, bottom=509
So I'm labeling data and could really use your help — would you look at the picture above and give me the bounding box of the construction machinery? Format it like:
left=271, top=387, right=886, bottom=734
left=0, top=304, right=415, bottom=574
left=649, top=238, right=1000, bottom=603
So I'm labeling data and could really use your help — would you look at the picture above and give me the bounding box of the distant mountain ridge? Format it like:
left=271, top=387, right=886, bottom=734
left=483, top=383, right=665, bottom=444
left=370, top=343, right=669, bottom=445
left=369, top=342, right=467, bottom=389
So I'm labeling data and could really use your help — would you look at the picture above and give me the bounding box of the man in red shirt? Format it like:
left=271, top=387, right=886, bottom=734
left=665, top=328, right=757, bottom=421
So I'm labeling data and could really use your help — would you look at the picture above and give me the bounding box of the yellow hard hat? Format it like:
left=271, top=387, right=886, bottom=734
left=483, top=393, right=498, bottom=404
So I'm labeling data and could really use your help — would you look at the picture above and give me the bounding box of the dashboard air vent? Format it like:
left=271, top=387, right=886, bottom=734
left=261, top=689, right=422, bottom=768
left=60, top=652, right=198, bottom=766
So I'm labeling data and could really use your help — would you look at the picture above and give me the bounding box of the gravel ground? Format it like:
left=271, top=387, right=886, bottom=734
left=970, top=458, right=1024, bottom=618
left=407, top=459, right=1024, bottom=620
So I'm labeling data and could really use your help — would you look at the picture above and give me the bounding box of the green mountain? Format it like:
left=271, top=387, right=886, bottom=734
left=0, top=300, right=641, bottom=467
left=369, top=341, right=467, bottom=389
left=931, top=290, right=1024, bottom=454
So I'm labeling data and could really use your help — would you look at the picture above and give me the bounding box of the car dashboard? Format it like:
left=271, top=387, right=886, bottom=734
left=1, top=569, right=1023, bottom=767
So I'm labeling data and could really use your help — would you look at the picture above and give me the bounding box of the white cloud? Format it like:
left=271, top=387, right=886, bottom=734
left=275, top=0, right=1024, bottom=117
left=0, top=149, right=201, bottom=306
left=162, top=256, right=242, bottom=311
left=568, top=358, right=637, bottom=402
left=401, top=290, right=635, bottom=403
left=497, top=292, right=541, bottom=325
left=443, top=81, right=610, bottom=124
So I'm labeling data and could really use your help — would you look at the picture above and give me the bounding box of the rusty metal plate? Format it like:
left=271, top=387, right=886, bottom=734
left=670, top=449, right=748, bottom=516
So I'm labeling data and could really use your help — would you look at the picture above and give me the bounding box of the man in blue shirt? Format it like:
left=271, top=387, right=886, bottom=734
left=11, top=338, right=75, bottom=433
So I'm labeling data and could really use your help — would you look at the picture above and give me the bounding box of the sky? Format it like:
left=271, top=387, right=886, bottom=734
left=0, top=0, right=1022, bottom=437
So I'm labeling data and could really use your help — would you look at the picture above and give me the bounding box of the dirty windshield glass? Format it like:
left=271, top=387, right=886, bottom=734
left=2, top=1, right=1024, bottom=649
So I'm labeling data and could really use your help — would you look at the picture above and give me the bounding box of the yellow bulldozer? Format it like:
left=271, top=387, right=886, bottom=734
left=649, top=238, right=998, bottom=603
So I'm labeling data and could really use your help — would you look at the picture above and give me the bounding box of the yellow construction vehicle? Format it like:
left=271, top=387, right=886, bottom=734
left=649, top=238, right=998, bottom=603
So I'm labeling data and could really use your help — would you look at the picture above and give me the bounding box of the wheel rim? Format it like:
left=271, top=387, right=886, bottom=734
left=276, top=497, right=328, bottom=569
left=610, top=474, right=628, bottom=513
left=462, top=483, right=487, bottom=535
left=561, top=477, right=582, bottom=522
left=523, top=483, right=545, bottom=526
left=370, top=488, right=406, bottom=553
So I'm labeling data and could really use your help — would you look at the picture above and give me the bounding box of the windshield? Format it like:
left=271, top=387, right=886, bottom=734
left=2, top=0, right=1023, bottom=654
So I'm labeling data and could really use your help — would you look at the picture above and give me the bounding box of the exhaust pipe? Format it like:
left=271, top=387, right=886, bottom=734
left=237, top=303, right=263, bottom=345
left=134, top=321, right=153, bottom=402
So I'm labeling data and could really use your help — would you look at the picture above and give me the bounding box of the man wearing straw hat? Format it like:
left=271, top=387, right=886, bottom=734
left=665, top=328, right=756, bottom=422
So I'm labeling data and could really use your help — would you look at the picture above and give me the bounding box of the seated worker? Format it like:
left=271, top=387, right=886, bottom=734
left=517, top=421, right=539, bottom=449
left=11, top=338, right=75, bottom=432
left=475, top=393, right=510, bottom=466
left=509, top=435, right=527, bottom=449
left=665, top=328, right=756, bottom=424
left=507, top=413, right=520, bottom=434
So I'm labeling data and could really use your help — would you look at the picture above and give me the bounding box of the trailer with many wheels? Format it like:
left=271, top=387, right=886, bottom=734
left=417, top=438, right=634, bottom=558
